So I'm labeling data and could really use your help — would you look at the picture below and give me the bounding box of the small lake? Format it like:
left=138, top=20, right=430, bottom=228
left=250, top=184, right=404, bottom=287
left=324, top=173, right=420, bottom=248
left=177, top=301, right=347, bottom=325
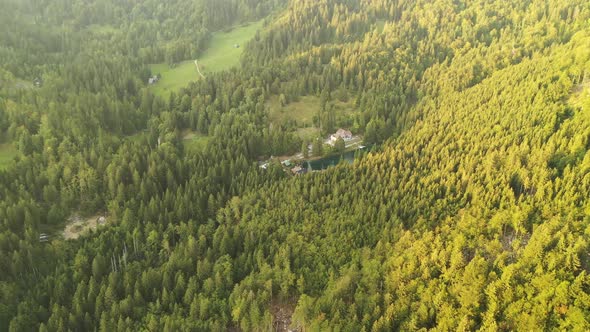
left=304, top=147, right=370, bottom=171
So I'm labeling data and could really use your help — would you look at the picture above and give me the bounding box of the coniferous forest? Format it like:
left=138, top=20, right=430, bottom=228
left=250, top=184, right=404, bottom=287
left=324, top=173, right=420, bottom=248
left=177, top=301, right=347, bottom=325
left=1, top=0, right=590, bottom=330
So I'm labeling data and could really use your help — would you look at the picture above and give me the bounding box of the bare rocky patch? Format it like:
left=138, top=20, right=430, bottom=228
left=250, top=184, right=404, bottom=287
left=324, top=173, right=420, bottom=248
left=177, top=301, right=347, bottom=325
left=270, top=301, right=298, bottom=332
left=63, top=214, right=107, bottom=240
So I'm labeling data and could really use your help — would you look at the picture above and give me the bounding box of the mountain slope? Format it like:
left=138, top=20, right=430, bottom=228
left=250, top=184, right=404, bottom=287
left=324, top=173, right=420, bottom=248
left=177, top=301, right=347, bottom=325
left=217, top=29, right=590, bottom=331
left=1, top=0, right=590, bottom=331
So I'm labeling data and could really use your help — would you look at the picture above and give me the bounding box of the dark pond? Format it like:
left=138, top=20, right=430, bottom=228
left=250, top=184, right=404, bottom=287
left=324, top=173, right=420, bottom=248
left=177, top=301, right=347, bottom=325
left=303, top=146, right=371, bottom=171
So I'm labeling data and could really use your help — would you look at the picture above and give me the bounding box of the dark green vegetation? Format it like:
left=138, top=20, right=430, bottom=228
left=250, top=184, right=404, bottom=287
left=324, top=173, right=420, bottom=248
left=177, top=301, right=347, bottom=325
left=1, top=0, right=590, bottom=331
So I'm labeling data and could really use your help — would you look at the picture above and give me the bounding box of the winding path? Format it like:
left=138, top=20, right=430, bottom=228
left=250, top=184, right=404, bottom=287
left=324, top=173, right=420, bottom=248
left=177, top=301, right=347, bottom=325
left=194, top=60, right=206, bottom=79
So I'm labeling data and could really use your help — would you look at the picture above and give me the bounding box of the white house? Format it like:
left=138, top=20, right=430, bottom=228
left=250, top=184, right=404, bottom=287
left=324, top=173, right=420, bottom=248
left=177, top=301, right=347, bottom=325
left=330, top=129, right=353, bottom=143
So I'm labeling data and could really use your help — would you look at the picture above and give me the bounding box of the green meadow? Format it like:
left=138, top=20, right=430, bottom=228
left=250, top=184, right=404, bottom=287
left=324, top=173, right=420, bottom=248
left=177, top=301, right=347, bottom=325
left=182, top=131, right=210, bottom=152
left=0, top=143, right=17, bottom=169
left=148, top=61, right=197, bottom=97
left=266, top=94, right=357, bottom=140
left=149, top=20, right=264, bottom=96
left=198, top=20, right=264, bottom=73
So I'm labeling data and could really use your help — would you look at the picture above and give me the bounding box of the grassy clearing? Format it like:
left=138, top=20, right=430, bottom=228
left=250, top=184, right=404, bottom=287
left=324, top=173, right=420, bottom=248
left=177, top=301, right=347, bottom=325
left=332, top=99, right=357, bottom=115
left=0, top=75, right=33, bottom=94
left=267, top=95, right=357, bottom=139
left=148, top=19, right=264, bottom=97
left=85, top=24, right=118, bottom=35
left=295, top=127, right=320, bottom=141
left=124, top=130, right=209, bottom=151
left=375, top=19, right=387, bottom=33
left=183, top=131, right=210, bottom=152
left=198, top=20, right=264, bottom=73
left=125, top=131, right=148, bottom=144
left=0, top=143, right=17, bottom=169
left=569, top=82, right=589, bottom=108
left=148, top=61, right=199, bottom=97
left=267, top=95, right=319, bottom=127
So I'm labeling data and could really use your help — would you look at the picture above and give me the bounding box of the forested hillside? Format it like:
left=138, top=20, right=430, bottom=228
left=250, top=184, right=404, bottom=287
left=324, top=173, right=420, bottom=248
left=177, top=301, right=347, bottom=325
left=0, top=0, right=284, bottom=76
left=1, top=0, right=590, bottom=331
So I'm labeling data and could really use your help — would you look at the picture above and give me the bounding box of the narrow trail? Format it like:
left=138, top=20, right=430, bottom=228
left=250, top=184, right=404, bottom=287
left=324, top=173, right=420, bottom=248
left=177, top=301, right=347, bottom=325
left=194, top=60, right=206, bottom=79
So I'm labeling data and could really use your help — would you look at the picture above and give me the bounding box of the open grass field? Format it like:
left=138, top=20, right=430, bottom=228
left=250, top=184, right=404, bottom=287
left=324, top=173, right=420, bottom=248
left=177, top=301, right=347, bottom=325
left=295, top=127, right=321, bottom=141
left=198, top=20, right=264, bottom=73
left=182, top=130, right=210, bottom=152
left=267, top=95, right=319, bottom=127
left=148, top=61, right=198, bottom=97
left=266, top=94, right=357, bottom=140
left=148, top=19, right=264, bottom=97
left=0, top=143, right=17, bottom=169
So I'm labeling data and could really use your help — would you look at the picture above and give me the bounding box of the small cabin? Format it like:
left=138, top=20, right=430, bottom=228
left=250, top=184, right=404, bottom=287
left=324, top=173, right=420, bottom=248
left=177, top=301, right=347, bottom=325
left=148, top=75, right=160, bottom=85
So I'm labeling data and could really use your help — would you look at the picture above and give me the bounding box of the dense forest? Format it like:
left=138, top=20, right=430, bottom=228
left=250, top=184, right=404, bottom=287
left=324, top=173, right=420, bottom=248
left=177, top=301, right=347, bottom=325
left=1, top=0, right=590, bottom=330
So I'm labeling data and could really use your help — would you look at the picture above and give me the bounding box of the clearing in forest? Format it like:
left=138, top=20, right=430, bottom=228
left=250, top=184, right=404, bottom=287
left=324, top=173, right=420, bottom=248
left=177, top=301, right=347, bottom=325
left=266, top=94, right=357, bottom=140
left=197, top=19, right=264, bottom=73
left=148, top=19, right=264, bottom=96
left=148, top=61, right=197, bottom=97
left=183, top=130, right=210, bottom=152
left=569, top=81, right=589, bottom=108
left=0, top=143, right=17, bottom=169
left=63, top=215, right=107, bottom=240
left=270, top=301, right=297, bottom=332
